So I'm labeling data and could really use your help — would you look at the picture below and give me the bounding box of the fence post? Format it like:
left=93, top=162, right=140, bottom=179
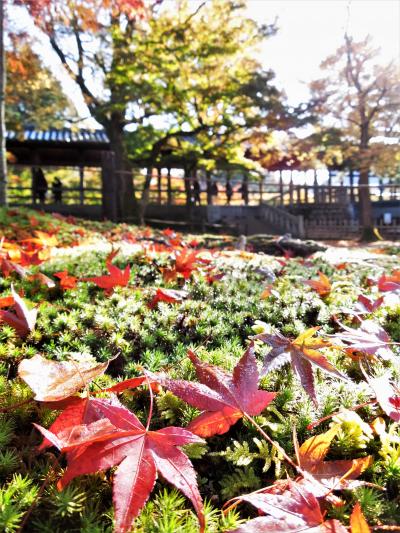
left=157, top=167, right=162, bottom=204
left=79, top=165, right=85, bottom=206
left=289, top=174, right=294, bottom=206
left=328, top=169, right=333, bottom=203
left=279, top=170, right=283, bottom=205
left=167, top=167, right=172, bottom=205
left=349, top=169, right=355, bottom=203
left=298, top=215, right=305, bottom=239
left=313, top=170, right=318, bottom=204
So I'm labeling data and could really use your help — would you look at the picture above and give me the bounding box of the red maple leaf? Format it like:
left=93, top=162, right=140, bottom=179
left=150, top=345, right=276, bottom=437
left=83, top=250, right=130, bottom=293
left=0, top=295, right=15, bottom=308
left=19, top=249, right=45, bottom=266
left=377, top=270, right=400, bottom=292
left=35, top=396, right=205, bottom=533
left=0, top=286, right=37, bottom=337
left=305, top=272, right=331, bottom=297
left=230, top=480, right=347, bottom=532
left=365, top=373, right=400, bottom=423
left=353, top=295, right=384, bottom=315
left=54, top=271, right=78, bottom=290
left=0, top=257, right=27, bottom=278
left=148, top=288, right=187, bottom=309
left=255, top=327, right=347, bottom=404
left=161, top=250, right=200, bottom=282
left=27, top=273, right=56, bottom=288
left=333, top=319, right=394, bottom=361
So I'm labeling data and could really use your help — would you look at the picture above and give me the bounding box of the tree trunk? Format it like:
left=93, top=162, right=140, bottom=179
left=138, top=166, right=153, bottom=225
left=0, top=0, right=7, bottom=206
left=358, top=166, right=375, bottom=240
left=106, top=114, right=135, bottom=221
left=358, top=133, right=375, bottom=240
left=101, top=151, right=118, bottom=220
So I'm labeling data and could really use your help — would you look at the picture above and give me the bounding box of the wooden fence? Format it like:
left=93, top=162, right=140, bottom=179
left=304, top=218, right=400, bottom=240
left=8, top=186, right=102, bottom=206
left=8, top=174, right=400, bottom=209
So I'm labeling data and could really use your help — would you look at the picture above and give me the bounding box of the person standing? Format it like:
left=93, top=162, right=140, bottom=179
left=192, top=178, right=201, bottom=206
left=226, top=180, right=233, bottom=205
left=52, top=177, right=63, bottom=203
left=238, top=179, right=249, bottom=205
left=32, top=167, right=48, bottom=204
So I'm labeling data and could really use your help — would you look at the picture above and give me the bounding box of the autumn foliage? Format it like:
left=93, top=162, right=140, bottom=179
left=2, top=210, right=400, bottom=531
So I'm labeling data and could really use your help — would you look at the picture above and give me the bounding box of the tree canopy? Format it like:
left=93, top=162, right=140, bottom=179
left=19, top=0, right=292, bottom=220
left=310, top=34, right=400, bottom=238
left=6, top=34, right=76, bottom=131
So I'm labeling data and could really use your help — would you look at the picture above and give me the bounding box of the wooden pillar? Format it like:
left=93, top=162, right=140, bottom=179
left=79, top=165, right=84, bottom=206
left=167, top=167, right=172, bottom=205
left=289, top=171, right=294, bottom=206
left=349, top=169, right=355, bottom=203
left=157, top=167, right=162, bottom=204
left=184, top=167, right=192, bottom=207
left=390, top=179, right=395, bottom=199
left=313, top=169, right=318, bottom=204
left=279, top=170, right=283, bottom=205
left=296, top=184, right=301, bottom=204
left=259, top=177, right=263, bottom=205
left=328, top=169, right=333, bottom=204
left=206, top=170, right=212, bottom=205
left=304, top=184, right=308, bottom=204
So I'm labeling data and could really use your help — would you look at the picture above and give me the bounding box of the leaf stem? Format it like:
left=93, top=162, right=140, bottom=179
left=243, top=412, right=301, bottom=474
left=145, top=375, right=153, bottom=431
left=0, top=397, right=34, bottom=413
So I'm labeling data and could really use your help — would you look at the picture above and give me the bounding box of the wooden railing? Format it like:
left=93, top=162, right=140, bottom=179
left=8, top=186, right=102, bottom=206
left=304, top=217, right=400, bottom=240
left=8, top=177, right=400, bottom=209
left=259, top=203, right=304, bottom=238
left=269, top=183, right=400, bottom=207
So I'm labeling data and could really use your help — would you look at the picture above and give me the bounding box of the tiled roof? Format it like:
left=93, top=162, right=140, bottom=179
left=6, top=128, right=109, bottom=144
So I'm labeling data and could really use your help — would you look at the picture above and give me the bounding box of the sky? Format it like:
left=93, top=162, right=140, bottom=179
left=11, top=0, right=400, bottom=122
left=247, top=0, right=400, bottom=104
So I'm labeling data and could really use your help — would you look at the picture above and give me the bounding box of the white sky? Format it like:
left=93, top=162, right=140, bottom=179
left=247, top=0, right=400, bottom=104
left=10, top=0, right=400, bottom=121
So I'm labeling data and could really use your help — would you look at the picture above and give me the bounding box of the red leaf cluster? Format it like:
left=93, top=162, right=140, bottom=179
left=305, top=272, right=332, bottom=297
left=255, top=327, right=347, bottom=404
left=378, top=270, right=400, bottom=292
left=230, top=480, right=347, bottom=532
left=151, top=345, right=276, bottom=437
left=83, top=250, right=130, bottom=293
left=161, top=250, right=200, bottom=282
left=35, top=396, right=205, bottom=533
left=54, top=271, right=78, bottom=290
left=148, top=287, right=187, bottom=309
left=0, top=286, right=37, bottom=337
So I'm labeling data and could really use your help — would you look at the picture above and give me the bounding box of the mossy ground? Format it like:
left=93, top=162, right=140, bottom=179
left=1, top=208, right=400, bottom=532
